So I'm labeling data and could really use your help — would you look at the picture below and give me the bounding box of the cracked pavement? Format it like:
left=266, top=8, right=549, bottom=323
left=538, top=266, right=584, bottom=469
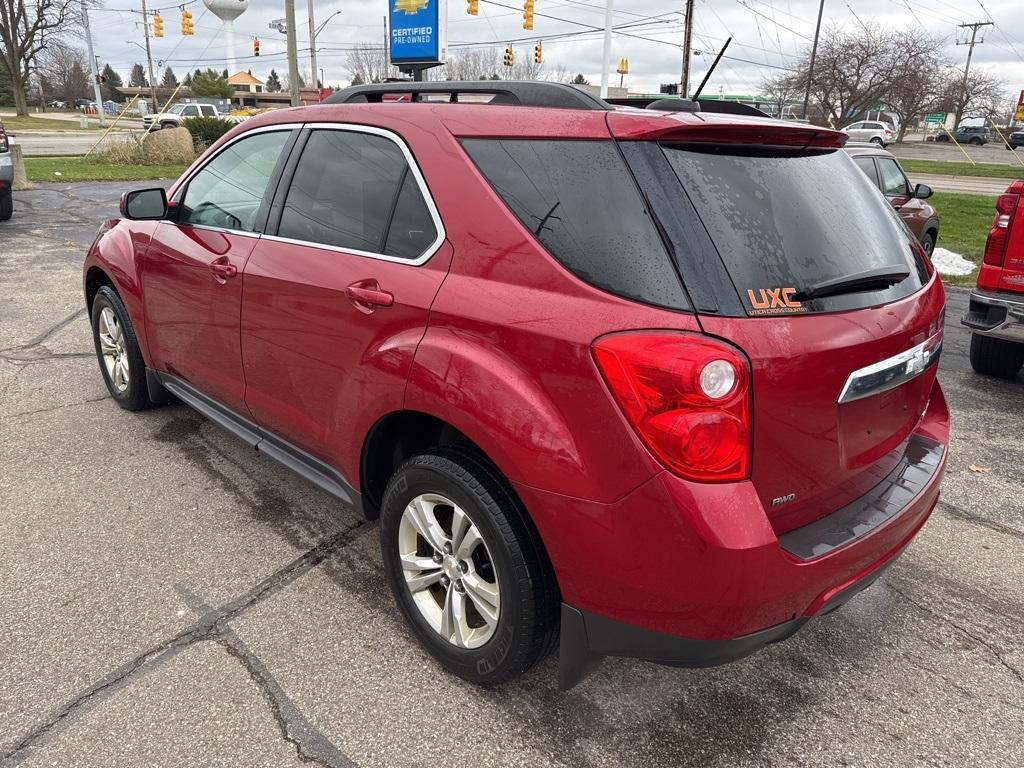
left=1, top=183, right=1022, bottom=767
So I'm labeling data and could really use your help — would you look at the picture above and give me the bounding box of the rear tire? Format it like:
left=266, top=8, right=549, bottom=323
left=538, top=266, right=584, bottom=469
left=90, top=285, right=153, bottom=410
left=379, top=448, right=559, bottom=685
left=870, top=136, right=883, bottom=146
left=970, top=137, right=982, bottom=146
left=969, top=334, right=1024, bottom=379
left=0, top=192, right=12, bottom=221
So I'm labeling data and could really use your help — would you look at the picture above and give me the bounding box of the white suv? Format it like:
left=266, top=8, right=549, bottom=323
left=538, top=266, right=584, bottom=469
left=842, top=121, right=895, bottom=146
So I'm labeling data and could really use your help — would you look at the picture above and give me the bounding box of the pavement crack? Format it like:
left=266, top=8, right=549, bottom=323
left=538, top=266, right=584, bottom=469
left=4, top=395, right=108, bottom=420
left=937, top=500, right=1024, bottom=542
left=10, top=308, right=88, bottom=351
left=0, top=525, right=366, bottom=765
left=888, top=582, right=1024, bottom=686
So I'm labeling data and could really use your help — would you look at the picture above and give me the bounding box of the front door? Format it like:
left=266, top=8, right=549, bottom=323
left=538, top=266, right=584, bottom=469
left=240, top=126, right=450, bottom=469
left=143, top=128, right=295, bottom=414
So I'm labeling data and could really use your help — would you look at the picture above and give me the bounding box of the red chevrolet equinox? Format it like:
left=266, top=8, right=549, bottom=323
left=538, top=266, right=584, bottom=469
left=83, top=82, right=949, bottom=689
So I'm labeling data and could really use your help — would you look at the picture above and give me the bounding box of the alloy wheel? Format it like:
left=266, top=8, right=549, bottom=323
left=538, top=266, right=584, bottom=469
left=398, top=493, right=501, bottom=649
left=97, top=307, right=129, bottom=392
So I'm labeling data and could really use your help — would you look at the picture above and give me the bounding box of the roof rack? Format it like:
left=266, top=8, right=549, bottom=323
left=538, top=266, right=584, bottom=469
left=323, top=81, right=611, bottom=111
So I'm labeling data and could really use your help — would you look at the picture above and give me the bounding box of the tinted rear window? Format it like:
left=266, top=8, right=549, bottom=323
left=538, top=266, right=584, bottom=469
left=463, top=139, right=690, bottom=311
left=660, top=146, right=925, bottom=314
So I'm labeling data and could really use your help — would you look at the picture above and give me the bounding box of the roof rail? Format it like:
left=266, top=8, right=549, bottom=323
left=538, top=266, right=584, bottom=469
left=323, top=80, right=611, bottom=111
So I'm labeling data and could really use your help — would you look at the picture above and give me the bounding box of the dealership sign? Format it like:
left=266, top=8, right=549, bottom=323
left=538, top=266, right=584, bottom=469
left=389, top=0, right=447, bottom=66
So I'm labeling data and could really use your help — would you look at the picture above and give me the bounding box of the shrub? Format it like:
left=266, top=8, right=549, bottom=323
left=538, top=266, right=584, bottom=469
left=184, top=115, right=236, bottom=149
left=94, top=127, right=195, bottom=166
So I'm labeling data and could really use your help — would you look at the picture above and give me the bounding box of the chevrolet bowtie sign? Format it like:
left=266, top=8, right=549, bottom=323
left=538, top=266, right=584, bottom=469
left=390, top=0, right=447, bottom=66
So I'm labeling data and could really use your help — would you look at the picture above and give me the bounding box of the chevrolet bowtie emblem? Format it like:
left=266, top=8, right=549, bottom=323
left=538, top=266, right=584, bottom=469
left=394, top=0, right=429, bottom=13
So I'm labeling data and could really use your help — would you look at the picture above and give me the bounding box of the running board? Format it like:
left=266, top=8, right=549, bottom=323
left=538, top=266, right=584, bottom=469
left=156, top=371, right=361, bottom=514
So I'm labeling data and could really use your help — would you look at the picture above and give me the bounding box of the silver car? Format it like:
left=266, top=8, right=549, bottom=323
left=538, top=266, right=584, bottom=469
left=0, top=120, right=13, bottom=221
left=842, top=120, right=895, bottom=147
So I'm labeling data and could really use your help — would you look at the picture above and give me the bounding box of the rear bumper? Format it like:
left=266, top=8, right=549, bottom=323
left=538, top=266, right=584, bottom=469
left=961, top=289, right=1024, bottom=343
left=516, top=381, right=949, bottom=689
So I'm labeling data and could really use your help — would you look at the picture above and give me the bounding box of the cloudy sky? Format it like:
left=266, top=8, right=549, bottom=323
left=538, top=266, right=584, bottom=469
left=92, top=0, right=1024, bottom=99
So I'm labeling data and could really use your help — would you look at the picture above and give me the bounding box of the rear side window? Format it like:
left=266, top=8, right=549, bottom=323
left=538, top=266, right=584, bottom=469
left=278, top=129, right=437, bottom=260
left=463, top=139, right=689, bottom=311
left=853, top=156, right=879, bottom=188
left=660, top=146, right=924, bottom=314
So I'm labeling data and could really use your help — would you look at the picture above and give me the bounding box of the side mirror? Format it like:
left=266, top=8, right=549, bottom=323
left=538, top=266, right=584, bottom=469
left=121, top=187, right=167, bottom=220
left=914, top=183, right=933, bottom=200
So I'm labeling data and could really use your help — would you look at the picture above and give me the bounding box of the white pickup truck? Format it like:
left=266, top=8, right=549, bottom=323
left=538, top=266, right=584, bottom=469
left=142, top=103, right=241, bottom=130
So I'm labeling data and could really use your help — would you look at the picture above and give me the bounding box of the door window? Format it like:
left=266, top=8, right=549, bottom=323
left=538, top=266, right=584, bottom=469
left=179, top=130, right=291, bottom=232
left=182, top=105, right=200, bottom=117
left=277, top=129, right=438, bottom=259
left=853, top=156, right=879, bottom=188
left=877, top=158, right=910, bottom=197
left=200, top=105, right=216, bottom=116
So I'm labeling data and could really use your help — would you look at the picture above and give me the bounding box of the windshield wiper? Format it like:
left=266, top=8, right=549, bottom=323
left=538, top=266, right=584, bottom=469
left=791, top=266, right=911, bottom=302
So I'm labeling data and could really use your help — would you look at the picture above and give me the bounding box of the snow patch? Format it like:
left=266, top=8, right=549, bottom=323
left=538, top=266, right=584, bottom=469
left=931, top=247, right=976, bottom=277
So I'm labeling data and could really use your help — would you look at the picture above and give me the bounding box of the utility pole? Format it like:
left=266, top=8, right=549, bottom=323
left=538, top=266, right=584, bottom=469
left=680, top=0, right=694, bottom=98
left=285, top=0, right=301, bottom=106
left=81, top=1, right=106, bottom=125
left=307, top=0, right=319, bottom=88
left=140, top=0, right=158, bottom=112
left=599, top=0, right=614, bottom=98
left=802, top=0, right=825, bottom=121
left=955, top=21, right=993, bottom=126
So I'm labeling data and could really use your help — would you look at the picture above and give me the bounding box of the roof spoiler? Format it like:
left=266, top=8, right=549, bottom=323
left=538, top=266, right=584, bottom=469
left=605, top=97, right=771, bottom=119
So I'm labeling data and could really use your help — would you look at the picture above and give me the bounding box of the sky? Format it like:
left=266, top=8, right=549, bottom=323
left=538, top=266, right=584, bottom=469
left=89, top=0, right=1024, bottom=101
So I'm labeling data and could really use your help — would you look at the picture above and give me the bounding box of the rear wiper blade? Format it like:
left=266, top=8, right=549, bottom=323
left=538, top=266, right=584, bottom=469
left=791, top=266, right=911, bottom=302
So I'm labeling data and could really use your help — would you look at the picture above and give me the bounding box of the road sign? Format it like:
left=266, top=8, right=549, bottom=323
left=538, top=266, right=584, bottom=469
left=925, top=112, right=946, bottom=124
left=1015, top=105, right=1024, bottom=122
left=389, top=0, right=447, bottom=66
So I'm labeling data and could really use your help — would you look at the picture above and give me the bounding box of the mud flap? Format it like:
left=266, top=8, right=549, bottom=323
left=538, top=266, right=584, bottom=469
left=558, top=604, right=605, bottom=690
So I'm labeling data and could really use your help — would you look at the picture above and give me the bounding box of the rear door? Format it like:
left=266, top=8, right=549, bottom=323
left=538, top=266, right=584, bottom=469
left=621, top=138, right=943, bottom=534
left=240, top=125, right=450, bottom=466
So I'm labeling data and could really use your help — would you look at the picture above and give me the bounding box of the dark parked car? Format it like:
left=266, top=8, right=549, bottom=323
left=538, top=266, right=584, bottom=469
left=845, top=144, right=941, bottom=255
left=1006, top=130, right=1024, bottom=150
left=936, top=125, right=990, bottom=145
left=961, top=179, right=1024, bottom=378
left=0, top=120, right=13, bottom=221
left=83, top=82, right=949, bottom=689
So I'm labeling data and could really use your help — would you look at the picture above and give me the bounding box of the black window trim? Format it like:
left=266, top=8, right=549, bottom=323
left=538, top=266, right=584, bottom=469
left=262, top=122, right=446, bottom=266
left=170, top=123, right=303, bottom=239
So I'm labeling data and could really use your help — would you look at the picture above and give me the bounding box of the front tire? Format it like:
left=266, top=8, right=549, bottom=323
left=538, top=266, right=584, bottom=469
left=870, top=136, right=883, bottom=146
left=90, top=285, right=152, bottom=410
left=380, top=449, right=558, bottom=685
left=969, top=333, right=1024, bottom=379
left=920, top=231, right=936, bottom=257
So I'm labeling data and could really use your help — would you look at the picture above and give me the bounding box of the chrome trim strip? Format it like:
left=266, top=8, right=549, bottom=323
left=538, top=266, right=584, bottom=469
left=837, top=331, right=943, bottom=404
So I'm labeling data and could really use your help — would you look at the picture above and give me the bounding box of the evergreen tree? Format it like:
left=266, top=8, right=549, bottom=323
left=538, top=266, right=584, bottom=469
left=129, top=63, right=148, bottom=87
left=161, top=66, right=178, bottom=88
left=190, top=69, right=233, bottom=99
left=183, top=71, right=193, bottom=87
left=571, top=73, right=589, bottom=85
left=101, top=64, right=123, bottom=89
left=265, top=69, right=282, bottom=92
left=350, top=72, right=365, bottom=86
left=221, top=68, right=230, bottom=80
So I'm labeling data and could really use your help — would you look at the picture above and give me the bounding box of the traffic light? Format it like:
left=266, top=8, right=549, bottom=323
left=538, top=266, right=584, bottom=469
left=95, top=74, right=106, bottom=85
left=616, top=57, right=629, bottom=75
left=153, top=13, right=164, bottom=38
left=523, top=0, right=534, bottom=31
left=253, top=37, right=261, bottom=57
left=181, top=9, right=194, bottom=36
left=503, top=45, right=515, bottom=68
left=534, top=42, right=542, bottom=64
left=467, top=0, right=479, bottom=15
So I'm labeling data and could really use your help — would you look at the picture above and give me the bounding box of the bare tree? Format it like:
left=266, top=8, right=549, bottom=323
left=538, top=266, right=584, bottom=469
left=37, top=41, right=89, bottom=104
left=0, top=0, right=82, bottom=115
left=760, top=71, right=801, bottom=119
left=883, top=29, right=946, bottom=141
left=344, top=45, right=399, bottom=84
left=937, top=68, right=1005, bottom=125
left=439, top=49, right=501, bottom=81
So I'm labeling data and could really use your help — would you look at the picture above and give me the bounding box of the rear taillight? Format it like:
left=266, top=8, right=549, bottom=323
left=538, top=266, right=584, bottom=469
left=0, top=128, right=8, bottom=153
left=593, top=332, right=751, bottom=482
left=983, top=181, right=1024, bottom=267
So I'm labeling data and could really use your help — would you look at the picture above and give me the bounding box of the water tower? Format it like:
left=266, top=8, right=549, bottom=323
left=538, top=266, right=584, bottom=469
left=203, top=0, right=249, bottom=74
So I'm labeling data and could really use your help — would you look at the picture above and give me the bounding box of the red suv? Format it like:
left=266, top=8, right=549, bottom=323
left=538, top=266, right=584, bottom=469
left=962, top=179, right=1024, bottom=378
left=83, top=83, right=949, bottom=690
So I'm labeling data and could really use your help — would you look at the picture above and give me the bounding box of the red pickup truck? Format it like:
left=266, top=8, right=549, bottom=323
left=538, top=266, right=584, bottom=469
left=962, top=180, right=1024, bottom=378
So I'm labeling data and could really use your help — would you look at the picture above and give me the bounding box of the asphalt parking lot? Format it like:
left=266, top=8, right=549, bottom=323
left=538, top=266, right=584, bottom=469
left=1, top=183, right=1022, bottom=768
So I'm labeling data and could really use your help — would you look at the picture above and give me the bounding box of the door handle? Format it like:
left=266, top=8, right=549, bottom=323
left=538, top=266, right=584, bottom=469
left=210, top=256, right=237, bottom=280
left=345, top=280, right=394, bottom=311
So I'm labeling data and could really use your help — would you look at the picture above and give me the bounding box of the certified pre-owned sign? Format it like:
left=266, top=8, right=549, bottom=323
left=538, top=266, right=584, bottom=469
left=389, top=0, right=448, bottom=66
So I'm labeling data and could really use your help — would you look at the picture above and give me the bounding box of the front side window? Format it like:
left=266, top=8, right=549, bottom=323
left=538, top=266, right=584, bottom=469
left=182, top=105, right=200, bottom=117
left=877, top=158, right=910, bottom=197
left=179, top=130, right=291, bottom=232
left=278, top=129, right=437, bottom=259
